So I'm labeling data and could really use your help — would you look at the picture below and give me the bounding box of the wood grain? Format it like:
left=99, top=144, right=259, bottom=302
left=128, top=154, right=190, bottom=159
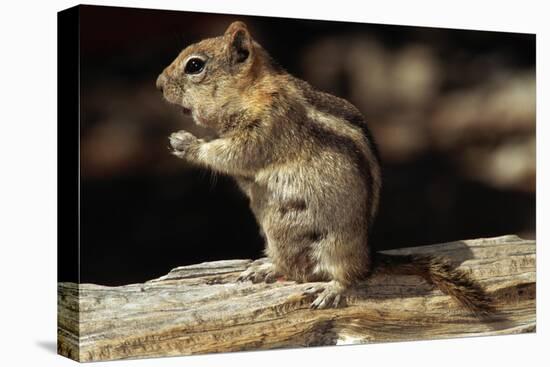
left=58, top=235, right=535, bottom=362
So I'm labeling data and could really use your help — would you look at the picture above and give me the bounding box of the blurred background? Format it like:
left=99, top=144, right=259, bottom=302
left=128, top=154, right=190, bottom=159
left=73, top=5, right=535, bottom=285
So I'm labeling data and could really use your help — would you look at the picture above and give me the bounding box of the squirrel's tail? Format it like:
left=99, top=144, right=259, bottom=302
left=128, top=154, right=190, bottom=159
left=373, top=253, right=496, bottom=318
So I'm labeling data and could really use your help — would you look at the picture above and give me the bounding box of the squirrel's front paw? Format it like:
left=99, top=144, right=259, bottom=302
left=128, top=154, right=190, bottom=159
left=169, top=130, right=197, bottom=158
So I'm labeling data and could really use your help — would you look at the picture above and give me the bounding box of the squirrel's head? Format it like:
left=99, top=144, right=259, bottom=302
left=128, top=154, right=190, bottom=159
left=157, top=21, right=276, bottom=131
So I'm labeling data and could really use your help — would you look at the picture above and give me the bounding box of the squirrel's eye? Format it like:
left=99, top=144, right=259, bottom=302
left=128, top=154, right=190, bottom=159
left=184, top=57, right=205, bottom=75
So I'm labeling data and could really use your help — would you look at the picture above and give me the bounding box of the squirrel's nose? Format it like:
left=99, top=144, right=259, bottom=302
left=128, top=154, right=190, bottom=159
left=156, top=74, right=167, bottom=92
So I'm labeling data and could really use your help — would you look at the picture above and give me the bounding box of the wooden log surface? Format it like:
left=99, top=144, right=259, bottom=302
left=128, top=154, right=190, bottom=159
left=58, top=235, right=535, bottom=362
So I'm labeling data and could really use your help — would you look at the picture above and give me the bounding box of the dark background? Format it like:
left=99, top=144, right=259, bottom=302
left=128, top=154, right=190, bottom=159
left=66, top=5, right=535, bottom=285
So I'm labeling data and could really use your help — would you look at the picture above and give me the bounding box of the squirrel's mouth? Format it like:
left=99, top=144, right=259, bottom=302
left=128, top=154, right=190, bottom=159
left=180, top=106, right=192, bottom=115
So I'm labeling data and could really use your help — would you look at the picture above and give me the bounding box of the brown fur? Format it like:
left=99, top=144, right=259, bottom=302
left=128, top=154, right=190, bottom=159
left=157, top=21, right=494, bottom=314
left=374, top=254, right=495, bottom=318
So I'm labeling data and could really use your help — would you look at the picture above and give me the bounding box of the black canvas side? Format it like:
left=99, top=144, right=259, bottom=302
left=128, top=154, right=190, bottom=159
left=57, top=5, right=79, bottom=285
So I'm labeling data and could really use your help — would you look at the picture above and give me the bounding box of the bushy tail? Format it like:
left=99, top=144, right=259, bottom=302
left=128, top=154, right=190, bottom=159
left=374, top=253, right=496, bottom=318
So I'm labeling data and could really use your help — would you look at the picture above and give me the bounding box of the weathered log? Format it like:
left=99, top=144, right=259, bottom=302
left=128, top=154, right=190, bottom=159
left=58, top=235, right=535, bottom=362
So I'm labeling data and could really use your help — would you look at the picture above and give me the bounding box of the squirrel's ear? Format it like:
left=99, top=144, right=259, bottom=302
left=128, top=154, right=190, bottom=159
left=225, top=21, right=253, bottom=64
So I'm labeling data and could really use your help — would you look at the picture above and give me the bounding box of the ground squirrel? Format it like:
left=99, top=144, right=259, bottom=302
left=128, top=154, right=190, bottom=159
left=157, top=21, right=494, bottom=315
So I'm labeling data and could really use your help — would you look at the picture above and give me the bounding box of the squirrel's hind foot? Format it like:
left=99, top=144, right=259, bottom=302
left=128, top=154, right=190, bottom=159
left=304, top=281, right=348, bottom=309
left=237, top=259, right=281, bottom=283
